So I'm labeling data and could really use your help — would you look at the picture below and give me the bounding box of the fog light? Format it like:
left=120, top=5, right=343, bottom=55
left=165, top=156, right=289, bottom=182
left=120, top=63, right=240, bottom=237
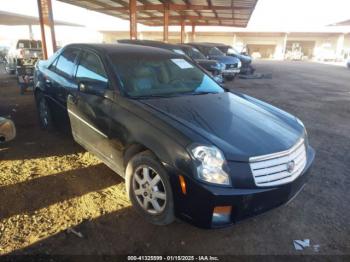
left=212, top=206, right=232, bottom=225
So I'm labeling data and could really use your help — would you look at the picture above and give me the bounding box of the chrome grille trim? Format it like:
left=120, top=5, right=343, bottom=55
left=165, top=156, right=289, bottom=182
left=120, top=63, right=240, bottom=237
left=249, top=138, right=307, bottom=187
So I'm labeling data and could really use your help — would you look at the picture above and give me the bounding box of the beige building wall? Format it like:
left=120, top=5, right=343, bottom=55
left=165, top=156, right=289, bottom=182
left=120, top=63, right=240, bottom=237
left=102, top=31, right=350, bottom=60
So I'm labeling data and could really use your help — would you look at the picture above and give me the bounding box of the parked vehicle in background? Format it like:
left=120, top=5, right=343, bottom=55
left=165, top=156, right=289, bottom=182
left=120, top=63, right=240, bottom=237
left=177, top=44, right=225, bottom=83
left=0, top=46, right=9, bottom=65
left=34, top=44, right=315, bottom=228
left=210, top=43, right=255, bottom=75
left=5, top=39, right=43, bottom=94
left=6, top=39, right=43, bottom=74
left=285, top=43, right=304, bottom=61
left=0, top=117, right=16, bottom=143
left=117, top=39, right=224, bottom=83
left=188, top=42, right=241, bottom=81
left=347, top=59, right=350, bottom=68
left=316, top=47, right=337, bottom=62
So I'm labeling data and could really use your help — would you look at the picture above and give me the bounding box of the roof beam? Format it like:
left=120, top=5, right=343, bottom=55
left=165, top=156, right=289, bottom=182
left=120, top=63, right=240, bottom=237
left=138, top=16, right=247, bottom=22
left=90, top=4, right=251, bottom=12
left=142, top=21, right=246, bottom=27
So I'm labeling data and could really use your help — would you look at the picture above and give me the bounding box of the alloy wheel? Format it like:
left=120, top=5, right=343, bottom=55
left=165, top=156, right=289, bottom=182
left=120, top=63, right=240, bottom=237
left=132, top=165, right=167, bottom=215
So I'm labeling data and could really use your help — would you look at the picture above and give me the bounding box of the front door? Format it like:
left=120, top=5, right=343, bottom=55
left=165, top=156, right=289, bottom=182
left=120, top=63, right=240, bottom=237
left=67, top=50, right=122, bottom=174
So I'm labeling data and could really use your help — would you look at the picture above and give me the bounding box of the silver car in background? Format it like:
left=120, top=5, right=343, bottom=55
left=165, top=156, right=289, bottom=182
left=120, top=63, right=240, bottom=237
left=0, top=117, right=16, bottom=143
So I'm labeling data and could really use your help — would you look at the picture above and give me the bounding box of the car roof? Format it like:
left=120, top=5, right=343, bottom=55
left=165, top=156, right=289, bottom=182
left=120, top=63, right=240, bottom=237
left=188, top=42, right=225, bottom=48
left=202, top=42, right=230, bottom=47
left=118, top=39, right=182, bottom=50
left=64, top=43, right=181, bottom=58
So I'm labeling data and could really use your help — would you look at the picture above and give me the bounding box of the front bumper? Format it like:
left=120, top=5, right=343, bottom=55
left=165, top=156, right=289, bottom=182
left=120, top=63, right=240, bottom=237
left=172, top=146, right=315, bottom=228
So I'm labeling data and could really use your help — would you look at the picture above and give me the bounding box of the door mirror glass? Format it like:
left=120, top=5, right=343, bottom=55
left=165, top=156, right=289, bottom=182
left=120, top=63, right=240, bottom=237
left=76, top=50, right=109, bottom=97
left=78, top=80, right=108, bottom=96
left=0, top=117, right=16, bottom=143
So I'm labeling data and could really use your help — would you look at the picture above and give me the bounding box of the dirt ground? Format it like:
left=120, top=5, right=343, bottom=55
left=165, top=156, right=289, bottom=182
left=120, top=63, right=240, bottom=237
left=0, top=61, right=349, bottom=256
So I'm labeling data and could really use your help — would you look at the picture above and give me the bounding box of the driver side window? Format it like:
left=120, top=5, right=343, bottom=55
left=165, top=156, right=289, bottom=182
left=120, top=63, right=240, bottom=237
left=76, top=51, right=108, bottom=84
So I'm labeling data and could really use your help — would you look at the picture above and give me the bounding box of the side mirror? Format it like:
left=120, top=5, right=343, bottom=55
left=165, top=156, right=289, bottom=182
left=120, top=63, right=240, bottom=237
left=78, top=80, right=108, bottom=97
left=0, top=117, right=16, bottom=143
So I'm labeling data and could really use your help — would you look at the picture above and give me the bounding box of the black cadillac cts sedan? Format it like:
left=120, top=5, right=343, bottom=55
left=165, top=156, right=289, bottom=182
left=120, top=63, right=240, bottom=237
left=34, top=44, right=315, bottom=228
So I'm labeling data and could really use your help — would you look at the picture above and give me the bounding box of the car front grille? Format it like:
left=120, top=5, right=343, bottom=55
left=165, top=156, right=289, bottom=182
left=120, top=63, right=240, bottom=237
left=249, top=138, right=307, bottom=187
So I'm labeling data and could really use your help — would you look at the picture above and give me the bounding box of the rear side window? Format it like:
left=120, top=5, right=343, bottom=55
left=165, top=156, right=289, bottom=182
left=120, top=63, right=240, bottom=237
left=55, top=48, right=80, bottom=78
left=76, top=51, right=108, bottom=83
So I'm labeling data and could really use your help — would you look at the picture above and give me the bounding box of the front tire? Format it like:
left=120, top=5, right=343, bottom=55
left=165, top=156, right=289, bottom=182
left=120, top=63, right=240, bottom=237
left=225, top=75, right=235, bottom=81
left=125, top=151, right=175, bottom=226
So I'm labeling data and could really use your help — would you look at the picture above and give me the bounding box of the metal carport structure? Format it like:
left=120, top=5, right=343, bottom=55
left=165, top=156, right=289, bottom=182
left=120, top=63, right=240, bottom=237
left=36, top=0, right=258, bottom=58
left=0, top=9, right=82, bottom=59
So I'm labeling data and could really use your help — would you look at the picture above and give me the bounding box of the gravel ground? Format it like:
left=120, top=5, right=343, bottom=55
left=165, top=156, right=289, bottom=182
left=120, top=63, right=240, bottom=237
left=0, top=61, right=349, bottom=256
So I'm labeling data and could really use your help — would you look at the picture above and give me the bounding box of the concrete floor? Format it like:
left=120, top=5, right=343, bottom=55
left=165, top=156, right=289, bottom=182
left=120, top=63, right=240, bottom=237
left=0, top=61, right=349, bottom=256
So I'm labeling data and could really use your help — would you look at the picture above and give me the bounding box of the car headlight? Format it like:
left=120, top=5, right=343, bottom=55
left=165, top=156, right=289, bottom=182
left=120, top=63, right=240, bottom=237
left=237, top=60, right=242, bottom=68
left=296, top=117, right=305, bottom=128
left=210, top=64, right=220, bottom=70
left=189, top=145, right=230, bottom=186
left=220, top=63, right=226, bottom=71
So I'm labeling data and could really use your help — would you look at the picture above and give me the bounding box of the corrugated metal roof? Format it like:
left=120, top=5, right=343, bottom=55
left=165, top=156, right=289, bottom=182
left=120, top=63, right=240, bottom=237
left=58, top=0, right=258, bottom=27
left=0, top=10, right=83, bottom=26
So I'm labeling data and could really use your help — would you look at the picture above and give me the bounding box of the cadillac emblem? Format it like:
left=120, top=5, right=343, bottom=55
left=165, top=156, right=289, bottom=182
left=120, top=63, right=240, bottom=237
left=287, top=160, right=295, bottom=173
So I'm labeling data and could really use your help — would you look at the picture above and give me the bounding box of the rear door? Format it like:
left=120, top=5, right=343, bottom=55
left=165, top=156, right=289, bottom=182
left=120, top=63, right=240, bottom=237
left=42, top=47, right=80, bottom=124
left=45, top=48, right=80, bottom=108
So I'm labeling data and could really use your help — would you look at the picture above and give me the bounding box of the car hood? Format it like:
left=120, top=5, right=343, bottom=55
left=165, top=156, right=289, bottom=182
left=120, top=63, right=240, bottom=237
left=229, top=53, right=251, bottom=64
left=195, top=59, right=219, bottom=69
left=139, top=92, right=304, bottom=161
left=209, top=55, right=239, bottom=64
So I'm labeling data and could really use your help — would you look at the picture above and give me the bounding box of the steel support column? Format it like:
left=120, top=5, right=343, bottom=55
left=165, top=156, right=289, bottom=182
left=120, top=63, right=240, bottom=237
left=191, top=24, right=196, bottom=42
left=130, top=0, right=137, bottom=40
left=282, top=33, right=288, bottom=59
left=180, top=21, right=185, bottom=43
left=37, top=0, right=56, bottom=59
left=163, top=2, right=169, bottom=43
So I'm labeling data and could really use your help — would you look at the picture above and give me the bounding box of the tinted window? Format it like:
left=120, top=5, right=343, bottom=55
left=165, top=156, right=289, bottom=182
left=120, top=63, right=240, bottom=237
left=188, top=47, right=206, bottom=60
left=111, top=55, right=224, bottom=98
left=55, top=48, right=80, bottom=78
left=208, top=47, right=224, bottom=56
left=172, top=49, right=186, bottom=55
left=76, top=51, right=108, bottom=84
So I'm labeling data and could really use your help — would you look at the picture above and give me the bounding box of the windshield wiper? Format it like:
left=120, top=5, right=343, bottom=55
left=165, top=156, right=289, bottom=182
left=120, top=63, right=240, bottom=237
left=130, top=94, right=176, bottom=99
left=130, top=91, right=218, bottom=99
left=178, top=91, right=219, bottom=96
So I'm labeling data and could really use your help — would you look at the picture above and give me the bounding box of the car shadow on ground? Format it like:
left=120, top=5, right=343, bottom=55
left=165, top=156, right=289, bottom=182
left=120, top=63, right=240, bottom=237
left=0, top=163, right=123, bottom=221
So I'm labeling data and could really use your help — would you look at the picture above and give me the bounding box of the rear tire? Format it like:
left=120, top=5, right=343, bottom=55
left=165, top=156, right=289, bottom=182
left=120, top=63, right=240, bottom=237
left=35, top=92, right=54, bottom=131
left=125, top=150, right=175, bottom=226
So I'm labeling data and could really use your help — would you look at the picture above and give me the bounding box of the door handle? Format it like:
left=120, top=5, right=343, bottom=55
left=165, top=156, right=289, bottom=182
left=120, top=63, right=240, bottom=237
left=45, top=78, right=51, bottom=86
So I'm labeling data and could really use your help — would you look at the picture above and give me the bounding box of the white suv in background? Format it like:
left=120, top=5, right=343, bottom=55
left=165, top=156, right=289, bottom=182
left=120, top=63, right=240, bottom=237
left=5, top=39, right=43, bottom=74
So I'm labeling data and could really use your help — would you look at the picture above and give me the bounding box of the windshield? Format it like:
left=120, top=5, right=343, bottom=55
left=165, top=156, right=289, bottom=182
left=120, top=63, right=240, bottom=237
left=188, top=47, right=206, bottom=60
left=111, top=56, right=224, bottom=98
left=208, top=47, right=224, bottom=56
left=227, top=48, right=239, bottom=55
